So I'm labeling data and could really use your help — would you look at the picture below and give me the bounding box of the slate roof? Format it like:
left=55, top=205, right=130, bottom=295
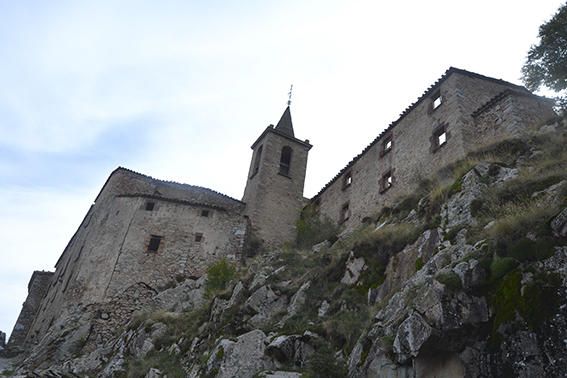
left=275, top=106, right=295, bottom=137
left=97, top=167, right=245, bottom=211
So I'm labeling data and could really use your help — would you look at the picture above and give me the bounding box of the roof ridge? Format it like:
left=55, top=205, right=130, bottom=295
left=114, top=167, right=244, bottom=204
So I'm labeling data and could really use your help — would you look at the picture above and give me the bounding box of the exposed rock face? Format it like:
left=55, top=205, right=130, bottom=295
left=9, top=126, right=567, bottom=378
left=245, top=286, right=288, bottom=328
left=341, top=252, right=367, bottom=285
left=206, top=330, right=274, bottom=378
left=551, top=207, right=567, bottom=238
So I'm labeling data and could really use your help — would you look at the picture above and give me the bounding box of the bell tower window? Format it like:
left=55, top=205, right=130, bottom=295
left=251, top=145, right=263, bottom=178
left=279, top=146, right=293, bottom=176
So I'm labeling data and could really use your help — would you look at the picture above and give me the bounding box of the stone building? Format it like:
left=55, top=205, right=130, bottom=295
left=311, top=68, right=555, bottom=229
left=5, top=67, right=555, bottom=353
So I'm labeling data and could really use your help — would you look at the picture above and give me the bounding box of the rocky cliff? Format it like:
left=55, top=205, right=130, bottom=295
left=2, top=117, right=567, bottom=377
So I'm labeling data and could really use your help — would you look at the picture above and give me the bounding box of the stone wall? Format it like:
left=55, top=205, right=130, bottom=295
left=24, top=168, right=247, bottom=347
left=312, top=69, right=553, bottom=231
left=243, top=127, right=311, bottom=245
left=469, top=90, right=556, bottom=149
left=6, top=271, right=53, bottom=354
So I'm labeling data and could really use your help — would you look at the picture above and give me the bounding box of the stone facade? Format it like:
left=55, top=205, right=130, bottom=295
left=14, top=168, right=248, bottom=351
left=243, top=107, right=312, bottom=245
left=311, top=68, right=555, bottom=230
left=6, top=271, right=53, bottom=354
left=6, top=67, right=556, bottom=355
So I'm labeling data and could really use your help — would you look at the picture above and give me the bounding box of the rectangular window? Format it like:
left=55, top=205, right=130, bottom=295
left=195, top=233, right=203, bottom=242
left=340, top=202, right=350, bottom=223
left=201, top=209, right=210, bottom=217
left=147, top=235, right=162, bottom=253
left=432, top=91, right=442, bottom=110
left=343, top=171, right=353, bottom=189
left=380, top=170, right=393, bottom=193
left=432, top=124, right=448, bottom=152
left=145, top=201, right=155, bottom=211
left=382, top=135, right=393, bottom=156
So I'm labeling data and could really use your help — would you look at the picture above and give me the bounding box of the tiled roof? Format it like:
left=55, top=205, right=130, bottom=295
left=310, top=67, right=528, bottom=201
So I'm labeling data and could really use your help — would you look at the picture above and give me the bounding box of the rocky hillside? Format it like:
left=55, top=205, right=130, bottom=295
left=2, top=117, right=567, bottom=377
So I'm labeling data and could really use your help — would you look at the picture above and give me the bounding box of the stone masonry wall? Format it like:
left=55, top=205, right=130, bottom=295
left=243, top=128, right=310, bottom=245
left=7, top=271, right=53, bottom=354
left=313, top=71, right=536, bottom=231
left=469, top=91, right=556, bottom=150
left=24, top=168, right=247, bottom=346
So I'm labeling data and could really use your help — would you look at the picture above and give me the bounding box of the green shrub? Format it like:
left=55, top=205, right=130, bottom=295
left=415, top=257, right=424, bottom=271
left=304, top=341, right=348, bottom=378
left=435, top=271, right=462, bottom=291
left=296, top=205, right=339, bottom=248
left=205, top=259, right=236, bottom=296
left=490, top=257, right=518, bottom=281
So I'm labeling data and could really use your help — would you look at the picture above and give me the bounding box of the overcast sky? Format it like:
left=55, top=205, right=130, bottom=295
left=0, top=1, right=563, bottom=338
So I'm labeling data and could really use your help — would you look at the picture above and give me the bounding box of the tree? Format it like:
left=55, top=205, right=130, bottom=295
left=521, top=3, right=567, bottom=109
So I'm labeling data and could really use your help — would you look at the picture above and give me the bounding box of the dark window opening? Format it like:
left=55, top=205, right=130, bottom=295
left=432, top=91, right=442, bottom=110
left=147, top=235, right=162, bottom=253
left=432, top=124, right=448, bottom=152
left=279, top=146, right=293, bottom=176
left=251, top=145, right=263, bottom=177
left=340, top=202, right=350, bottom=223
left=380, top=171, right=393, bottom=193
left=201, top=209, right=210, bottom=217
left=145, top=201, right=155, bottom=211
left=382, top=135, right=393, bottom=156
left=195, top=233, right=203, bottom=242
left=343, top=171, right=353, bottom=189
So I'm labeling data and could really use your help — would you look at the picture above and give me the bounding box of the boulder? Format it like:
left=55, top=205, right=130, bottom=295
left=245, top=286, right=288, bottom=327
left=551, top=207, right=567, bottom=238
left=206, top=330, right=273, bottom=378
left=154, top=276, right=206, bottom=312
left=285, top=281, right=310, bottom=318
left=312, top=240, right=331, bottom=253
left=341, top=252, right=367, bottom=285
left=393, top=312, right=434, bottom=362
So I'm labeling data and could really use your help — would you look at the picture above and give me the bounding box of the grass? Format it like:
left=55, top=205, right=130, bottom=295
left=296, top=205, right=339, bottom=248
left=205, top=258, right=237, bottom=297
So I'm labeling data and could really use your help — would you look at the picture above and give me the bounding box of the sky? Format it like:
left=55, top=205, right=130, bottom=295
left=0, top=0, right=563, bottom=339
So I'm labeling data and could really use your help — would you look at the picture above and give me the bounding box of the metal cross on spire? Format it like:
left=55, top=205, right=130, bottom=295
left=287, top=84, right=293, bottom=106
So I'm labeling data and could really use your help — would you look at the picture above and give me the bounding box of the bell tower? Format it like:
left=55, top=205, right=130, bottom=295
left=242, top=106, right=312, bottom=246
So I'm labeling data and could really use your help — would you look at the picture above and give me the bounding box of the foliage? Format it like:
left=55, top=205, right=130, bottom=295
left=126, top=350, right=185, bottom=378
left=296, top=205, right=339, bottom=248
left=435, top=271, right=462, bottom=290
left=522, top=2, right=567, bottom=109
left=205, top=258, right=236, bottom=296
left=414, top=257, right=424, bottom=271
left=304, top=341, right=348, bottom=378
left=489, top=269, right=562, bottom=337
left=489, top=257, right=518, bottom=281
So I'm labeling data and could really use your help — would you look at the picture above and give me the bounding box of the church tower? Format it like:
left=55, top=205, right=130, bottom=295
left=242, top=106, right=312, bottom=246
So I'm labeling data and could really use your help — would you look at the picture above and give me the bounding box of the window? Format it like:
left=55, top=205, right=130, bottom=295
left=279, top=146, right=293, bottom=176
left=147, top=235, right=162, bottom=253
left=380, top=170, right=393, bottom=193
left=431, top=124, right=448, bottom=152
left=145, top=201, right=155, bottom=211
left=195, top=233, right=203, bottom=242
left=382, top=135, right=393, bottom=156
left=343, top=171, right=353, bottom=189
left=201, top=209, right=210, bottom=217
left=340, top=202, right=350, bottom=223
left=251, top=145, right=263, bottom=177
left=432, top=91, right=442, bottom=110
